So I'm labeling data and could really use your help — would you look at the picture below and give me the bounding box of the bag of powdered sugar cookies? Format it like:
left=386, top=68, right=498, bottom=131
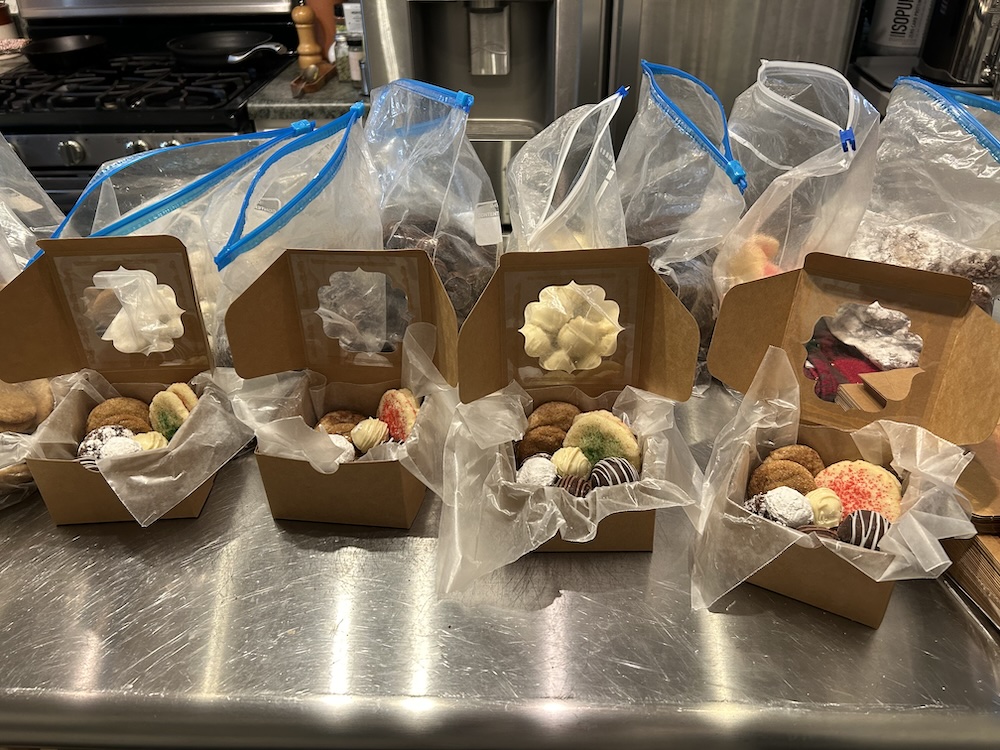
left=713, top=62, right=880, bottom=299
left=848, top=79, right=1000, bottom=315
left=691, top=347, right=977, bottom=619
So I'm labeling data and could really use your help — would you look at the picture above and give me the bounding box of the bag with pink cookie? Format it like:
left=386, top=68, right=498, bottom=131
left=712, top=61, right=880, bottom=299
left=691, top=347, right=978, bottom=627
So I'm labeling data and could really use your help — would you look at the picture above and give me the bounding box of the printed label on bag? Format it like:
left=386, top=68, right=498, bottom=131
left=475, top=201, right=502, bottom=247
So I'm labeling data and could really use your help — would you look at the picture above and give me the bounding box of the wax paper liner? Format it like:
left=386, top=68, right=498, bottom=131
left=436, top=383, right=704, bottom=594
left=251, top=323, right=459, bottom=498
left=32, top=369, right=254, bottom=526
left=690, top=346, right=977, bottom=610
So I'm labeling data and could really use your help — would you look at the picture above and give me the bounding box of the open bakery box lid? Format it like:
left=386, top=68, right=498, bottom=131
left=708, top=253, right=1000, bottom=445
left=226, top=248, right=458, bottom=385
left=0, top=235, right=211, bottom=385
left=458, top=246, right=700, bottom=403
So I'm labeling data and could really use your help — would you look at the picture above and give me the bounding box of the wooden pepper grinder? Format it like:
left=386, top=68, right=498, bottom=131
left=293, top=2, right=323, bottom=70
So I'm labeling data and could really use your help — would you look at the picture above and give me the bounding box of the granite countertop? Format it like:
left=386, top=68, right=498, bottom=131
left=248, top=61, right=365, bottom=125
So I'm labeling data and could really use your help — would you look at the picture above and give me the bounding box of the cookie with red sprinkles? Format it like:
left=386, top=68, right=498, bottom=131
left=813, top=460, right=902, bottom=523
left=376, top=388, right=420, bottom=442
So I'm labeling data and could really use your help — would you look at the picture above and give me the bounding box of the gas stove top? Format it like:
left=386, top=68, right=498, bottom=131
left=0, top=54, right=288, bottom=132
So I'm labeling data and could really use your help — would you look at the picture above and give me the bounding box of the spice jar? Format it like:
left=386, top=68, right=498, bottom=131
left=333, top=33, right=350, bottom=82
left=347, top=35, right=364, bottom=88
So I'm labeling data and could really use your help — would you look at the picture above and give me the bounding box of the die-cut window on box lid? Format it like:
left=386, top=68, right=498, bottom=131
left=803, top=301, right=924, bottom=412
left=315, top=268, right=412, bottom=356
left=83, top=268, right=185, bottom=356
left=519, top=282, right=623, bottom=374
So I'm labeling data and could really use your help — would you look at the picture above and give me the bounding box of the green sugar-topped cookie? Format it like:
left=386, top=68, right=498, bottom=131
left=563, top=410, right=640, bottom=470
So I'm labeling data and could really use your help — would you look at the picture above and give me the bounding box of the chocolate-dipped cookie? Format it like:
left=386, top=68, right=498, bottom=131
left=836, top=509, right=891, bottom=550
left=557, top=475, right=592, bottom=497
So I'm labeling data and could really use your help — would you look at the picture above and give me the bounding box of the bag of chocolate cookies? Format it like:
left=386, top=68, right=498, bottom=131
left=364, top=79, right=501, bottom=326
left=713, top=61, right=880, bottom=298
left=436, top=384, right=703, bottom=593
left=506, top=88, right=628, bottom=254
left=690, top=347, right=977, bottom=613
left=848, top=80, right=1000, bottom=315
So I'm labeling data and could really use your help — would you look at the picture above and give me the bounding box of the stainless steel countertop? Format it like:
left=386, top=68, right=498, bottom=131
left=0, top=386, right=998, bottom=749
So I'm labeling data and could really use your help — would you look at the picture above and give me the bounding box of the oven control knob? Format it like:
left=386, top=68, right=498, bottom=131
left=159, top=139, right=182, bottom=149
left=124, top=139, right=150, bottom=155
left=57, top=139, right=86, bottom=166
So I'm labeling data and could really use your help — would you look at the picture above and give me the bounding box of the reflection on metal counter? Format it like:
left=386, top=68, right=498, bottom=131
left=360, top=0, right=608, bottom=224
left=0, top=386, right=998, bottom=747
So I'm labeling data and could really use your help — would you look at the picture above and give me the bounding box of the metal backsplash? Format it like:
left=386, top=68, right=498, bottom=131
left=610, top=0, right=862, bottom=144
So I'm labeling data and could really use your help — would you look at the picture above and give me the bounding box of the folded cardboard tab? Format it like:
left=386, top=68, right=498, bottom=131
left=225, top=248, right=459, bottom=528
left=0, top=236, right=211, bottom=385
left=459, top=246, right=699, bottom=404
left=458, top=247, right=699, bottom=551
left=708, top=253, right=1000, bottom=445
left=0, top=235, right=215, bottom=525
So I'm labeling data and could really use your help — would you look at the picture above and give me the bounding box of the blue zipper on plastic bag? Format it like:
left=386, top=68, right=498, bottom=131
left=896, top=76, right=1000, bottom=164
left=641, top=60, right=747, bottom=193
left=50, top=128, right=305, bottom=242
left=92, top=120, right=314, bottom=238
left=393, top=78, right=474, bottom=112
left=215, top=102, right=364, bottom=271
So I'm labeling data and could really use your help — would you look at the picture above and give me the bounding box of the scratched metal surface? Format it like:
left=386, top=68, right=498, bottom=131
left=0, top=385, right=998, bottom=749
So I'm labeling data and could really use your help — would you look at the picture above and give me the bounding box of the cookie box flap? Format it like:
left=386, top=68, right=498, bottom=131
left=227, top=249, right=458, bottom=385
left=710, top=253, right=1000, bottom=444
left=458, top=247, right=699, bottom=403
left=0, top=236, right=211, bottom=384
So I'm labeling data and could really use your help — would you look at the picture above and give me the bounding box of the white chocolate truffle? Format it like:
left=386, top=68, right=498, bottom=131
left=351, top=418, right=390, bottom=454
left=574, top=352, right=603, bottom=371
left=585, top=299, right=621, bottom=324
left=520, top=323, right=554, bottom=359
left=598, top=332, right=619, bottom=357
left=516, top=455, right=558, bottom=486
left=761, top=486, right=815, bottom=528
left=551, top=446, right=592, bottom=479
left=805, top=487, right=843, bottom=527
left=540, top=284, right=585, bottom=316
left=524, top=300, right=570, bottom=333
left=134, top=431, right=168, bottom=451
left=328, top=434, right=356, bottom=462
left=540, top=349, right=575, bottom=373
left=557, top=317, right=602, bottom=359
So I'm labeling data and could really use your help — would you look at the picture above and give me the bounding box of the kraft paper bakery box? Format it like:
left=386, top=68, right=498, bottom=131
left=226, top=248, right=458, bottom=528
left=0, top=235, right=239, bottom=525
left=456, top=246, right=699, bottom=553
left=705, top=253, right=1000, bottom=627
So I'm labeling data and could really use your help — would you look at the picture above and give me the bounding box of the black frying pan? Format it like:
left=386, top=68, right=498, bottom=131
left=23, top=35, right=108, bottom=73
left=167, top=31, right=288, bottom=69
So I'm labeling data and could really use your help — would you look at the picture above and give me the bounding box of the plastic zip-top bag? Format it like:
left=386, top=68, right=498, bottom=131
left=506, top=87, right=629, bottom=253
left=53, top=126, right=313, bottom=241
left=848, top=79, right=1000, bottom=314
left=211, top=103, right=383, bottom=365
left=365, top=79, right=502, bottom=325
left=618, top=61, right=746, bottom=271
left=76, top=122, right=316, bottom=339
left=713, top=61, right=880, bottom=298
left=0, top=131, right=64, bottom=285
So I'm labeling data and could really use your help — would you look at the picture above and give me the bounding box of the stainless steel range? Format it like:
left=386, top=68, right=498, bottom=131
left=3, top=0, right=297, bottom=212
